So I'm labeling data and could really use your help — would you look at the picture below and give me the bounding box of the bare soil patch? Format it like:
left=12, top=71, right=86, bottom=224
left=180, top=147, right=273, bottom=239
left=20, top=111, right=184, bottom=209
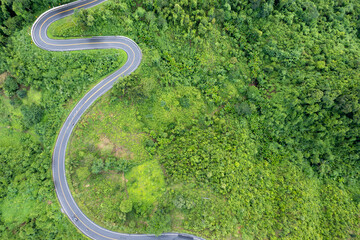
left=113, top=145, right=134, bottom=159
left=97, top=136, right=114, bottom=152
left=98, top=135, right=135, bottom=160
left=0, top=72, right=9, bottom=86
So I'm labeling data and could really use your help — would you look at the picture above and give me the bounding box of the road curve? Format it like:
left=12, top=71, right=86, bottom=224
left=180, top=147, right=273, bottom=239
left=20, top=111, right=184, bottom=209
left=31, top=1, right=205, bottom=239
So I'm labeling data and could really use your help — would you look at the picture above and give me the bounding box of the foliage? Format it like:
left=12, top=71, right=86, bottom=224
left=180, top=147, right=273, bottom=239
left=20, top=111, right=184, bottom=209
left=57, top=0, right=360, bottom=238
left=16, top=89, right=27, bottom=99
left=1, top=0, right=360, bottom=239
left=126, top=160, right=166, bottom=210
left=0, top=0, right=72, bottom=43
left=3, top=75, right=18, bottom=97
left=111, top=73, right=145, bottom=101
left=147, top=208, right=171, bottom=236
left=21, top=103, right=43, bottom=128
left=120, top=199, right=133, bottom=214
left=0, top=2, right=126, bottom=238
left=91, top=158, right=104, bottom=174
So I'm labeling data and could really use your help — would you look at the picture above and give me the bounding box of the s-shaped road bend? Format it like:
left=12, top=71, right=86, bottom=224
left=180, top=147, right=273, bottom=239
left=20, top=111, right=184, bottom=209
left=31, top=0, right=205, bottom=239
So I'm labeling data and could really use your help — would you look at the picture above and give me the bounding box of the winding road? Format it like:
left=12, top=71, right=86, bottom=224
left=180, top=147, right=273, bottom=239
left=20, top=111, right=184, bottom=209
left=31, top=0, right=205, bottom=239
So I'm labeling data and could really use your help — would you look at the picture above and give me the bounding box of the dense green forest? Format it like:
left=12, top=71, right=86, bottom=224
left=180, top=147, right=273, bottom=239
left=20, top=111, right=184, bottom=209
left=1, top=0, right=360, bottom=239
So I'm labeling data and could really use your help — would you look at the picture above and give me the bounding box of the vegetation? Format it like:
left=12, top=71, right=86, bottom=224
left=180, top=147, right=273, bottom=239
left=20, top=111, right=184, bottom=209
left=1, top=0, right=360, bottom=239
left=0, top=1, right=127, bottom=238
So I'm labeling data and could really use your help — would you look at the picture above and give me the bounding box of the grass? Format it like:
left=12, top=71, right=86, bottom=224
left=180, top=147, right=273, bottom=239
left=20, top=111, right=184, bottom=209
left=47, top=2, right=105, bottom=39
left=45, top=0, right=360, bottom=238
left=46, top=47, right=128, bottom=156
left=47, top=16, right=77, bottom=39
left=66, top=94, right=159, bottom=232
left=22, top=87, right=42, bottom=105
left=65, top=89, right=227, bottom=236
left=47, top=1, right=227, bottom=236
left=139, top=86, right=206, bottom=133
left=0, top=95, right=24, bottom=130
left=1, top=193, right=39, bottom=227
left=126, top=160, right=166, bottom=206
left=72, top=94, right=150, bottom=163
left=0, top=127, right=22, bottom=148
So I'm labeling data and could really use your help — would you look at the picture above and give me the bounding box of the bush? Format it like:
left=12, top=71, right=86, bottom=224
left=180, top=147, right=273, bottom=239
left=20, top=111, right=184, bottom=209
left=4, top=76, right=19, bottom=97
left=10, top=97, right=22, bottom=106
left=21, top=104, right=43, bottom=128
left=147, top=209, right=171, bottom=236
left=120, top=199, right=133, bottom=213
left=16, top=89, right=27, bottom=99
left=91, top=158, right=104, bottom=174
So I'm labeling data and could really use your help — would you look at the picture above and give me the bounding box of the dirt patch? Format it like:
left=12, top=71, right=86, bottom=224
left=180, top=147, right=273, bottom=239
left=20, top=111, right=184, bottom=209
left=113, top=145, right=134, bottom=160
left=47, top=200, right=52, bottom=205
left=122, top=172, right=129, bottom=198
left=0, top=72, right=9, bottom=86
left=97, top=136, right=114, bottom=152
left=98, top=135, right=135, bottom=160
left=121, top=172, right=128, bottom=183
left=100, top=136, right=111, bottom=145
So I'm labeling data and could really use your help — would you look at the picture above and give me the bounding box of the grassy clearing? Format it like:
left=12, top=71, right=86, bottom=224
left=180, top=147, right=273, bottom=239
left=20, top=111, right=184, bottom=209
left=47, top=16, right=77, bottom=39
left=72, top=95, right=150, bottom=163
left=0, top=95, right=24, bottom=130
left=66, top=94, right=158, bottom=232
left=66, top=88, right=227, bottom=236
left=126, top=160, right=166, bottom=206
left=0, top=127, right=22, bottom=148
left=22, top=88, right=42, bottom=105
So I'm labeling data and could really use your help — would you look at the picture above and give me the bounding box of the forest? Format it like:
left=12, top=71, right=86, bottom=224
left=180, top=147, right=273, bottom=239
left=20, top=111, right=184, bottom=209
left=1, top=0, right=360, bottom=239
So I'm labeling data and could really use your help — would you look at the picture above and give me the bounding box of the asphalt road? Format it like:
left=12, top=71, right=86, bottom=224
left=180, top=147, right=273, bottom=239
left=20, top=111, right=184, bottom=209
left=31, top=1, right=205, bottom=239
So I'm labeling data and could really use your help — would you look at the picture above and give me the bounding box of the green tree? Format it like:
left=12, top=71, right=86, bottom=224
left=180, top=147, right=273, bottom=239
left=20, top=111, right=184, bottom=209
left=4, top=76, right=19, bottom=97
left=91, top=158, right=104, bottom=174
left=21, top=104, right=43, bottom=128
left=111, top=73, right=145, bottom=101
left=16, top=89, right=27, bottom=99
